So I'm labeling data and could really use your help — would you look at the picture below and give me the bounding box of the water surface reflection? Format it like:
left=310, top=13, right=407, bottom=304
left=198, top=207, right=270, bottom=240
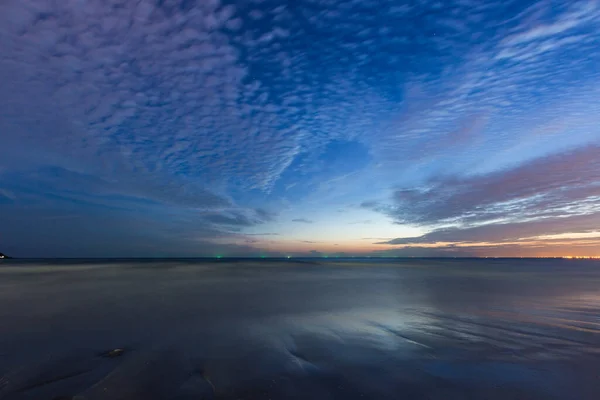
left=0, top=259, right=599, bottom=399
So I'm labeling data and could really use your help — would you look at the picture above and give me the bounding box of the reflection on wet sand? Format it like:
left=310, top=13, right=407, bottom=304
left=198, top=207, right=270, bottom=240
left=0, top=259, right=599, bottom=399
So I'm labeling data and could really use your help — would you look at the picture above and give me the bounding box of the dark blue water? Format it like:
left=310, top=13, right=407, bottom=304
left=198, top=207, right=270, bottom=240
left=1, top=259, right=599, bottom=399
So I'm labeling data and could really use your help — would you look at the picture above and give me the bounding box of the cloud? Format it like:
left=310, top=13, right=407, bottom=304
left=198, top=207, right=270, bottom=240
left=201, top=212, right=258, bottom=227
left=2, top=166, right=231, bottom=210
left=254, top=208, right=277, bottom=222
left=292, top=218, right=314, bottom=224
left=374, top=239, right=600, bottom=258
left=0, top=164, right=276, bottom=257
left=2, top=0, right=600, bottom=257
left=200, top=208, right=275, bottom=228
left=0, top=0, right=423, bottom=207
left=500, top=2, right=597, bottom=47
left=349, top=220, right=372, bottom=225
left=0, top=188, right=16, bottom=200
left=368, top=0, right=600, bottom=171
left=378, top=213, right=600, bottom=245
left=0, top=188, right=16, bottom=204
left=3, top=0, right=600, bottom=197
left=372, top=145, right=600, bottom=245
left=0, top=0, right=312, bottom=194
left=373, top=246, right=476, bottom=258
left=0, top=200, right=259, bottom=258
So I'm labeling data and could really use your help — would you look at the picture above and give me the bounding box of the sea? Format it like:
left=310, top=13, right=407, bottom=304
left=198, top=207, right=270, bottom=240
left=0, top=258, right=599, bottom=399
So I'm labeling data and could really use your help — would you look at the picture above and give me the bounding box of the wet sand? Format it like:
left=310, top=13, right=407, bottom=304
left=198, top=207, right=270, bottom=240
left=1, top=258, right=599, bottom=399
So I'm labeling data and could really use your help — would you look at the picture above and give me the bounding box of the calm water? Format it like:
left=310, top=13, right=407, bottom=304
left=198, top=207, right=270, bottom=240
left=0, top=259, right=599, bottom=399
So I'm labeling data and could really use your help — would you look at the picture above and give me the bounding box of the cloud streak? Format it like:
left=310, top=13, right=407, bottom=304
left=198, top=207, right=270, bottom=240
left=372, top=145, right=600, bottom=246
left=292, top=218, right=314, bottom=224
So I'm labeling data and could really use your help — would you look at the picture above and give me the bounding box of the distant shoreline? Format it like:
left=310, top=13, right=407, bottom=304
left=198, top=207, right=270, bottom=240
left=2, top=256, right=595, bottom=261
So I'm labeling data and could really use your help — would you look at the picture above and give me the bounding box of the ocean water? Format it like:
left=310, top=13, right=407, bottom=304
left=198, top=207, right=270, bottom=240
left=0, top=258, right=599, bottom=399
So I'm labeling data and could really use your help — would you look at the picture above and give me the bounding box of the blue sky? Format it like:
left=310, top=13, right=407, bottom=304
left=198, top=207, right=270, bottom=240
left=1, top=0, right=600, bottom=257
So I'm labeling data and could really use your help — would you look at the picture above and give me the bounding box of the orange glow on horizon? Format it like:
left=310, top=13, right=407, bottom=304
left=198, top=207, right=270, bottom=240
left=213, top=232, right=600, bottom=258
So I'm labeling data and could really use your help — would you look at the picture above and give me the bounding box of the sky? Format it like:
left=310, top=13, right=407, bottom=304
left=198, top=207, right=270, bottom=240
left=1, top=0, right=600, bottom=258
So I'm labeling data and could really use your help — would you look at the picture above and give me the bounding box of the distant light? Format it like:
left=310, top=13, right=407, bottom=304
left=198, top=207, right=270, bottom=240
left=562, top=255, right=600, bottom=259
left=216, top=255, right=222, bottom=259
left=287, top=256, right=291, bottom=259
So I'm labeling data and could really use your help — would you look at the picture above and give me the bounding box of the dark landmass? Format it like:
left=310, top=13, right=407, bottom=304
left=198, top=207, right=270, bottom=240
left=0, top=252, right=10, bottom=259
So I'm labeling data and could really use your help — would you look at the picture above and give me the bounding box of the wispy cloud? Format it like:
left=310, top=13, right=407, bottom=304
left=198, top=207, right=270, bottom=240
left=500, top=2, right=597, bottom=46
left=292, top=218, right=314, bottom=224
left=377, top=213, right=600, bottom=246
left=0, top=188, right=16, bottom=203
left=349, top=220, right=372, bottom=225
left=371, top=145, right=600, bottom=246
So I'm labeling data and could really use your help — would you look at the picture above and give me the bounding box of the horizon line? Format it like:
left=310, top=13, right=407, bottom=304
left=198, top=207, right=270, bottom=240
left=3, top=256, right=599, bottom=260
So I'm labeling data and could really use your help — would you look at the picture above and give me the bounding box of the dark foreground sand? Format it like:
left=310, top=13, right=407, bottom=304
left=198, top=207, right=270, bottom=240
left=1, top=258, right=599, bottom=399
